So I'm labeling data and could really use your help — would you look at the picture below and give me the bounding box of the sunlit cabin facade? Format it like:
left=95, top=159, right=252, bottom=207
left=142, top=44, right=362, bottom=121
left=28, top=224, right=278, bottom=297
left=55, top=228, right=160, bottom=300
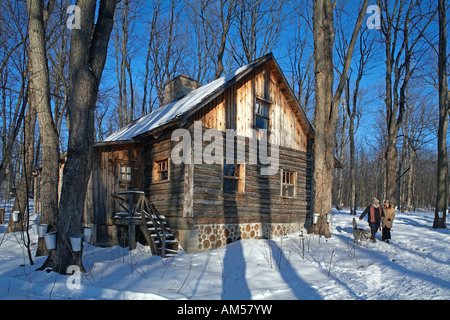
left=84, top=53, right=316, bottom=253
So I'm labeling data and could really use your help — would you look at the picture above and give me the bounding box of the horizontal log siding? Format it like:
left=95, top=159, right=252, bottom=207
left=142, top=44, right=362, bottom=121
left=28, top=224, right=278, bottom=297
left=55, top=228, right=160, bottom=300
left=190, top=132, right=312, bottom=226
left=142, top=132, right=186, bottom=224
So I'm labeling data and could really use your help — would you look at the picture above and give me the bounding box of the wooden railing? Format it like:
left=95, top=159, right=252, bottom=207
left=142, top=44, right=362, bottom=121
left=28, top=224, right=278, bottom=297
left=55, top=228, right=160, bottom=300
left=111, top=191, right=177, bottom=257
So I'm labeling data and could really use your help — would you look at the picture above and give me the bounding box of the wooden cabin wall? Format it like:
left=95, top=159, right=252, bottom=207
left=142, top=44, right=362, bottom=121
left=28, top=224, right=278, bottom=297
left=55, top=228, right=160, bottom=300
left=87, top=143, right=142, bottom=245
left=192, top=154, right=311, bottom=217
left=88, top=59, right=314, bottom=252
left=137, top=122, right=311, bottom=252
left=192, top=62, right=308, bottom=153
left=141, top=131, right=188, bottom=231
left=190, top=126, right=311, bottom=220
left=184, top=61, right=313, bottom=251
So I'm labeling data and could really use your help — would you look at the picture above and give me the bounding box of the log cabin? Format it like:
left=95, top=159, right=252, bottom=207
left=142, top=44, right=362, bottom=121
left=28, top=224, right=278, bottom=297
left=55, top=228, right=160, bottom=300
left=84, top=53, right=316, bottom=254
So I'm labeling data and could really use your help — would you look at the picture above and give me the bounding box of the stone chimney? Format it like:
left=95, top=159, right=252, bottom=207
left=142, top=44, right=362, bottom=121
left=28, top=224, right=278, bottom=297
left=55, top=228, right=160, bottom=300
left=163, top=74, right=199, bottom=105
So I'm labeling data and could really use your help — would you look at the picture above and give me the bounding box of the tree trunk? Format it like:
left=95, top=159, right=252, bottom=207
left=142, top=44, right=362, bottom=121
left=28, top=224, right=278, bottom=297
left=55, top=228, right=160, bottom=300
left=385, top=130, right=399, bottom=201
left=378, top=0, right=435, bottom=205
left=434, top=0, right=448, bottom=229
left=310, top=0, right=369, bottom=237
left=38, top=0, right=118, bottom=274
left=7, top=89, right=35, bottom=233
left=310, top=0, right=335, bottom=238
left=349, top=114, right=356, bottom=215
left=26, top=0, right=60, bottom=256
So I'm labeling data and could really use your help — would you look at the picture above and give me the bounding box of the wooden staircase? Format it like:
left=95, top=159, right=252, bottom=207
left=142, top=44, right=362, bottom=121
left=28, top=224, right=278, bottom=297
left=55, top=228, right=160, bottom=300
left=139, top=201, right=179, bottom=257
left=112, top=191, right=179, bottom=257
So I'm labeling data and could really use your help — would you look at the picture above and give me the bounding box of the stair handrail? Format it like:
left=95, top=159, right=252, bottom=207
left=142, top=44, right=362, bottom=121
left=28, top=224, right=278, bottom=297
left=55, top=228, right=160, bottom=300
left=143, top=198, right=168, bottom=257
left=135, top=195, right=158, bottom=255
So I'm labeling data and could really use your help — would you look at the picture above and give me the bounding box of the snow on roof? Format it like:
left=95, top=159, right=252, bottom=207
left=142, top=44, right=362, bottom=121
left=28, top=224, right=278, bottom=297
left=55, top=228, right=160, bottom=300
left=103, top=62, right=256, bottom=142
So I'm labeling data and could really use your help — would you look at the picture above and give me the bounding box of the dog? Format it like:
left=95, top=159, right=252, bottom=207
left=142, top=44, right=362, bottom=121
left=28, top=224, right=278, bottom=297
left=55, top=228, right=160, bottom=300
left=352, top=218, right=371, bottom=247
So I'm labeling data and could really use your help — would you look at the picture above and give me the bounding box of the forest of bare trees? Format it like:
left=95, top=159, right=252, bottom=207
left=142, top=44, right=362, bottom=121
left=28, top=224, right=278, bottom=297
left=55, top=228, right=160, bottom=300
left=0, top=0, right=448, bottom=271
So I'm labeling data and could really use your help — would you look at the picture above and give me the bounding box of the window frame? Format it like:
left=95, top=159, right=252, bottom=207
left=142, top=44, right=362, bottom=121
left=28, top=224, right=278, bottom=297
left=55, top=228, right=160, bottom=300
left=119, top=165, right=133, bottom=182
left=223, top=161, right=245, bottom=194
left=254, top=98, right=271, bottom=130
left=153, top=158, right=170, bottom=183
left=281, top=169, right=297, bottom=198
left=116, top=162, right=135, bottom=190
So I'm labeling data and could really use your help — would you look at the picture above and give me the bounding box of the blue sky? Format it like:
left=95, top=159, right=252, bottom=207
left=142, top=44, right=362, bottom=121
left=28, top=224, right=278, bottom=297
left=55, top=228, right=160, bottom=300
left=96, top=0, right=445, bottom=153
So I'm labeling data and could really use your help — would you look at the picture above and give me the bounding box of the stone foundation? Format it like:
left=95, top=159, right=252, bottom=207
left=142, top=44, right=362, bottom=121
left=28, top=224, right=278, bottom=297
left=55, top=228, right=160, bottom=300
left=178, top=221, right=303, bottom=253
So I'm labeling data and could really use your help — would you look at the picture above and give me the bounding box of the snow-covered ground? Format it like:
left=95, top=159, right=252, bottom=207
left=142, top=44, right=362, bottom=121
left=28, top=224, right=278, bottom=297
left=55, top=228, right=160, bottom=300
left=0, top=200, right=449, bottom=300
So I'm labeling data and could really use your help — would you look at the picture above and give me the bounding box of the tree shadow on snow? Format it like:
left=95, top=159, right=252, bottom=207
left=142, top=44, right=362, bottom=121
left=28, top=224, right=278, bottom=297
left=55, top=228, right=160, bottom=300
left=267, top=239, right=323, bottom=300
left=221, top=241, right=252, bottom=299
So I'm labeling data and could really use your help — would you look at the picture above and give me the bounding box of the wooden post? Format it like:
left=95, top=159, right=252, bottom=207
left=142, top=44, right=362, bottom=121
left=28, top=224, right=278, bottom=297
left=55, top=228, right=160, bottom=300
left=129, top=223, right=136, bottom=250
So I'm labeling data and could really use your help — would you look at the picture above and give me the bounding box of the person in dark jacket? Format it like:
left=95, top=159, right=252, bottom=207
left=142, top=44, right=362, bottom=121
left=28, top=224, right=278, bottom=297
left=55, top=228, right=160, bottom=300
left=359, top=197, right=382, bottom=242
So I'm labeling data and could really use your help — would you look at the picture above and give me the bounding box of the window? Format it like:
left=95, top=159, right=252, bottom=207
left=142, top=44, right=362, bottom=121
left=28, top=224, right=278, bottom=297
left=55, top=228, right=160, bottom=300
left=223, top=162, right=244, bottom=194
left=154, top=159, right=170, bottom=182
left=281, top=170, right=296, bottom=198
left=120, top=165, right=132, bottom=182
left=254, top=99, right=270, bottom=130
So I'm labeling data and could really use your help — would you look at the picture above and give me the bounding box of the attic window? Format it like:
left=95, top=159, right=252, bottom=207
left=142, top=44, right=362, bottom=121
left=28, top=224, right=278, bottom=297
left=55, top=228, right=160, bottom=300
left=254, top=99, right=270, bottom=130
left=223, top=162, right=245, bottom=194
left=281, top=170, right=296, bottom=198
left=154, top=159, right=170, bottom=183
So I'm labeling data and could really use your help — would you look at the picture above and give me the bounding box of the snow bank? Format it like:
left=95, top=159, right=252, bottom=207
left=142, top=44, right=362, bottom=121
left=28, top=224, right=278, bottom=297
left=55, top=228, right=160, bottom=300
left=0, top=200, right=449, bottom=300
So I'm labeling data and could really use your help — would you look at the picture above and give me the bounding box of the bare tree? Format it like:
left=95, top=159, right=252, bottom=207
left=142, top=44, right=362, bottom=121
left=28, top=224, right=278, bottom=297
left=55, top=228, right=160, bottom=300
left=347, top=28, right=375, bottom=215
left=232, top=0, right=287, bottom=64
left=333, top=5, right=375, bottom=214
left=47, top=0, right=72, bottom=141
left=38, top=0, right=118, bottom=274
left=184, top=0, right=236, bottom=80
left=287, top=0, right=315, bottom=119
left=6, top=82, right=35, bottom=234
left=26, top=0, right=60, bottom=256
left=434, top=0, right=448, bottom=228
left=334, top=99, right=348, bottom=211
left=112, top=0, right=141, bottom=127
left=0, top=0, right=28, bottom=198
left=142, top=0, right=163, bottom=115
left=310, top=0, right=369, bottom=237
left=393, top=85, right=434, bottom=212
left=377, top=0, right=436, bottom=202
left=144, top=0, right=185, bottom=108
left=183, top=0, right=217, bottom=84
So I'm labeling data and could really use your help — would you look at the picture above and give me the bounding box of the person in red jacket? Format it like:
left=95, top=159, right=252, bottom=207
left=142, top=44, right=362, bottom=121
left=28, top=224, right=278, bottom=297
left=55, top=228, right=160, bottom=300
left=359, top=197, right=382, bottom=242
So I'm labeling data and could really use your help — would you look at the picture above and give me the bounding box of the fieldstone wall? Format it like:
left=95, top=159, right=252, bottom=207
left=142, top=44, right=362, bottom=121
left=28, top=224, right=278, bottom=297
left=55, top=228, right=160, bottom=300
left=192, top=221, right=300, bottom=252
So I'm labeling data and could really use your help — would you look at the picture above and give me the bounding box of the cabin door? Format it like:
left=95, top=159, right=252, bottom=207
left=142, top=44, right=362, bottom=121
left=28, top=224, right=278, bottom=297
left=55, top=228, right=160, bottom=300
left=113, top=160, right=143, bottom=212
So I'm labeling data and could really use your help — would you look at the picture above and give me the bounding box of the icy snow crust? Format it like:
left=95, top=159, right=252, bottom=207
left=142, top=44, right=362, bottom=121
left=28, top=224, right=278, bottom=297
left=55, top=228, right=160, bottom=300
left=0, top=200, right=449, bottom=300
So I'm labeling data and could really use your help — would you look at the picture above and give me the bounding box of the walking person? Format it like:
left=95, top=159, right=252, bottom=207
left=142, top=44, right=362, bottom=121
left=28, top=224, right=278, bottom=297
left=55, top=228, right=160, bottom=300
left=382, top=199, right=395, bottom=243
left=359, top=198, right=382, bottom=242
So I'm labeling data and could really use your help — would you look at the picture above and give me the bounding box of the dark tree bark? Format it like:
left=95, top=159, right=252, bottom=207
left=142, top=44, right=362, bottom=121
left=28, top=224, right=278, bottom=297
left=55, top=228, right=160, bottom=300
left=434, top=0, right=448, bottom=229
left=6, top=85, right=35, bottom=234
left=26, top=0, right=60, bottom=256
left=310, top=0, right=369, bottom=237
left=38, top=0, right=118, bottom=274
